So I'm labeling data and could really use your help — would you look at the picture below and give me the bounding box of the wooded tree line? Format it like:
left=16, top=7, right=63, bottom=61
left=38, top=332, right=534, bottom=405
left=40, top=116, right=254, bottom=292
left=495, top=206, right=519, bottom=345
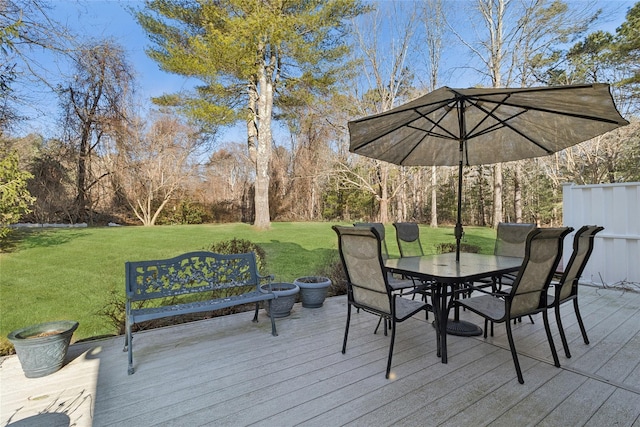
left=1, top=0, right=638, bottom=233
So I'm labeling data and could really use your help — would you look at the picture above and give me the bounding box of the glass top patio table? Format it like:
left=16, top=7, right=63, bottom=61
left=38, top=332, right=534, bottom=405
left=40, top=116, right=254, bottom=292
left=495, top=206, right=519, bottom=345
left=385, top=252, right=523, bottom=363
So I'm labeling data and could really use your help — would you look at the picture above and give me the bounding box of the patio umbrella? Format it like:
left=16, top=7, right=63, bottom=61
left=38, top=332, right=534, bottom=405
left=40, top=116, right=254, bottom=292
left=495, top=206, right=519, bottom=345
left=348, top=83, right=629, bottom=261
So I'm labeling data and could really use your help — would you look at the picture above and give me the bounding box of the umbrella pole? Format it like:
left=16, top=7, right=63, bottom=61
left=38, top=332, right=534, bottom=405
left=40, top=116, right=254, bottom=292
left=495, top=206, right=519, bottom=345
left=455, top=102, right=465, bottom=263
left=455, top=158, right=463, bottom=263
left=447, top=103, right=481, bottom=337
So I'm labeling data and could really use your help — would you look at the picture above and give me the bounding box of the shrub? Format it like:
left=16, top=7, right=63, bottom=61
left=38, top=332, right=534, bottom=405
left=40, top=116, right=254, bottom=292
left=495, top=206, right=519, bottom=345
left=161, top=200, right=207, bottom=225
left=207, top=238, right=267, bottom=273
left=435, top=242, right=480, bottom=254
left=99, top=289, right=127, bottom=335
left=316, top=251, right=347, bottom=297
left=0, top=338, right=15, bottom=356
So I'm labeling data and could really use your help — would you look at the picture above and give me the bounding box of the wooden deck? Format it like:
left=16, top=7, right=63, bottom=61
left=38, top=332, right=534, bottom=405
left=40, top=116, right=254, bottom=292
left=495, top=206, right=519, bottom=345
left=2, top=284, right=640, bottom=426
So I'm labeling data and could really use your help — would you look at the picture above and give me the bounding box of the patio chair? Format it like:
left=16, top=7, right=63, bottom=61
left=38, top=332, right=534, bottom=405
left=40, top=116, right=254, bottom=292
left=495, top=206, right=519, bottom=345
left=495, top=222, right=538, bottom=257
left=354, top=223, right=390, bottom=257
left=478, top=222, right=537, bottom=326
left=492, top=222, right=537, bottom=290
left=393, top=222, right=424, bottom=257
left=547, top=225, right=604, bottom=358
left=455, top=227, right=572, bottom=384
left=354, top=222, right=417, bottom=294
left=332, top=225, right=436, bottom=379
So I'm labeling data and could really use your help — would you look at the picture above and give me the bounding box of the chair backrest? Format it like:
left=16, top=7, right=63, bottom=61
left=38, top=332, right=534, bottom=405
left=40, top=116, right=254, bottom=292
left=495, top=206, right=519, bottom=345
left=333, top=225, right=391, bottom=315
left=508, top=227, right=572, bottom=316
left=556, top=225, right=604, bottom=301
left=393, top=222, right=424, bottom=257
left=494, top=222, right=537, bottom=257
left=354, top=222, right=389, bottom=259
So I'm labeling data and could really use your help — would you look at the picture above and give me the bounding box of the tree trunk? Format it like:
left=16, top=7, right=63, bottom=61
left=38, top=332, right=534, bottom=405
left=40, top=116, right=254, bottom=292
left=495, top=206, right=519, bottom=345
left=378, top=163, right=389, bottom=223
left=254, top=69, right=273, bottom=229
left=514, top=162, right=522, bottom=222
left=493, top=163, right=503, bottom=227
left=76, top=131, right=89, bottom=221
left=477, top=166, right=486, bottom=226
left=430, top=165, right=438, bottom=227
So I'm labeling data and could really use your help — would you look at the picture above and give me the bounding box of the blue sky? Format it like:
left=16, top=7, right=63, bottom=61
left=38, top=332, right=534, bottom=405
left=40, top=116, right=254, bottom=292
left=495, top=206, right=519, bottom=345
left=51, top=1, right=195, bottom=104
left=14, top=0, right=636, bottom=140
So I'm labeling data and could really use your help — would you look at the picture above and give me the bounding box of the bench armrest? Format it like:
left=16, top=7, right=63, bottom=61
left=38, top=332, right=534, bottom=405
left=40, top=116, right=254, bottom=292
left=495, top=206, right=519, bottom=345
left=259, top=273, right=275, bottom=282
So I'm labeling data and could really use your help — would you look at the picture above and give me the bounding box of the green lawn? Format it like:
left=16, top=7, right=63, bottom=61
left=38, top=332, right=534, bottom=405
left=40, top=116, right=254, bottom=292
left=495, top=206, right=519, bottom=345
left=0, top=222, right=496, bottom=349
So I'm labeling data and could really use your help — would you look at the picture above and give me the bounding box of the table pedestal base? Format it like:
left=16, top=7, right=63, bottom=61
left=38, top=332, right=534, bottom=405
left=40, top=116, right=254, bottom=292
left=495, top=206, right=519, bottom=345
left=445, top=319, right=482, bottom=336
left=432, top=319, right=483, bottom=336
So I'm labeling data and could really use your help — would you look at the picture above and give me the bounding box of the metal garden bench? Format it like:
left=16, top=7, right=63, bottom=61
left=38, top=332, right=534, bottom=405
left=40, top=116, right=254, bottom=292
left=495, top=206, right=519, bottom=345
left=124, top=251, right=277, bottom=374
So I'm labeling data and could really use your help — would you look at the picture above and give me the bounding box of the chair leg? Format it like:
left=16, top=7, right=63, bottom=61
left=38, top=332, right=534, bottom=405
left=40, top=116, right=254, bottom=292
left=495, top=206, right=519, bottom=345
left=342, top=304, right=352, bottom=354
left=386, top=318, right=397, bottom=379
left=505, top=321, right=524, bottom=384
left=543, top=310, right=561, bottom=368
left=555, top=303, right=572, bottom=358
left=573, top=298, right=590, bottom=345
left=374, top=316, right=383, bottom=334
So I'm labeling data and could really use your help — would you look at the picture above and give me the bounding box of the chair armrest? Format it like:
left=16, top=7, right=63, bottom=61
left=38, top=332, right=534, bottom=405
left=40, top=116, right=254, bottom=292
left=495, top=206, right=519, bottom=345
left=463, top=283, right=503, bottom=297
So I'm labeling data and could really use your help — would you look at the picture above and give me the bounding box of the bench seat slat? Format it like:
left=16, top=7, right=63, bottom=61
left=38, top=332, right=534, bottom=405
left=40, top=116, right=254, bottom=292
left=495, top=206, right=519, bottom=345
left=129, top=290, right=275, bottom=323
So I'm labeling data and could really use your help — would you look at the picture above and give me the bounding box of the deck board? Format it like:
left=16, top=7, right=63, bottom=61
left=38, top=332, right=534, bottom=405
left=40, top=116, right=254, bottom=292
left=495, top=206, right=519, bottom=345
left=2, top=284, right=640, bottom=426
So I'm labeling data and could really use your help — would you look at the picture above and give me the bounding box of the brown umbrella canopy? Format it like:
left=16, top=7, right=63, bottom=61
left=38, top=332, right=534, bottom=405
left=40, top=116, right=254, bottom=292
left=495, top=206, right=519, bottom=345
left=348, top=84, right=629, bottom=167
left=348, top=84, right=628, bottom=261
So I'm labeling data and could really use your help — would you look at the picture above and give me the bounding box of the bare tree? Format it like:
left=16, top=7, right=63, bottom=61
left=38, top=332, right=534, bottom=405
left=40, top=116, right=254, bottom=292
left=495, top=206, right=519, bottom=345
left=115, top=113, right=199, bottom=226
left=1, top=0, right=72, bottom=132
left=421, top=0, right=446, bottom=227
left=58, top=40, right=133, bottom=223
left=450, top=0, right=597, bottom=226
left=345, top=1, right=418, bottom=223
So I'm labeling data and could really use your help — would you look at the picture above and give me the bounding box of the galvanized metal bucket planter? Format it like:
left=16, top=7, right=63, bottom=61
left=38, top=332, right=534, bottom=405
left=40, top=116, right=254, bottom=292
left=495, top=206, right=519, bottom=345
left=261, top=282, right=299, bottom=317
left=7, top=320, right=79, bottom=378
left=294, top=276, right=332, bottom=308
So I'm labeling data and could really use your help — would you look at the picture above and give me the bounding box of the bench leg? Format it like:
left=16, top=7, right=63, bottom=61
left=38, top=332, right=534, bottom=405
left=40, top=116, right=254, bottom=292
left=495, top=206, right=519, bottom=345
left=269, top=301, right=278, bottom=336
left=253, top=303, right=259, bottom=322
left=253, top=301, right=278, bottom=337
left=125, top=319, right=135, bottom=375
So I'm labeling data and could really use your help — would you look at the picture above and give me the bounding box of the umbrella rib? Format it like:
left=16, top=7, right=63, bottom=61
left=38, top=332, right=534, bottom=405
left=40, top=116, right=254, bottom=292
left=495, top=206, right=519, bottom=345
left=410, top=107, right=459, bottom=140
left=469, top=103, right=554, bottom=153
left=469, top=97, right=625, bottom=125
left=397, top=133, right=430, bottom=165
left=466, top=108, right=528, bottom=139
left=463, top=96, right=508, bottom=140
left=350, top=117, right=423, bottom=152
left=395, top=105, right=460, bottom=165
left=350, top=101, right=453, bottom=152
left=350, top=99, right=450, bottom=124
left=458, top=94, right=554, bottom=154
left=399, top=105, right=461, bottom=164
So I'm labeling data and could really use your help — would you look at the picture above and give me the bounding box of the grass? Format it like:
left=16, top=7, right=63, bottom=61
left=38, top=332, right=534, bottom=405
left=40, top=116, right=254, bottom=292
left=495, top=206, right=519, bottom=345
left=0, top=222, right=497, bottom=350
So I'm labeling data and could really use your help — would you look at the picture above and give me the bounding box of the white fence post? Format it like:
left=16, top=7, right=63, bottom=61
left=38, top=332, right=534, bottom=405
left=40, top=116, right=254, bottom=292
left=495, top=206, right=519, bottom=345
left=563, top=182, right=640, bottom=286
